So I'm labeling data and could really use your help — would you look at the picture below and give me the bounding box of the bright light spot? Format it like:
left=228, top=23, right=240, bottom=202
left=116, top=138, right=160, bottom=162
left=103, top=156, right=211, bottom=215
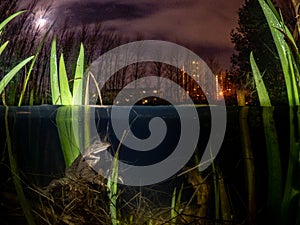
left=153, top=90, right=158, bottom=94
left=36, top=17, right=47, bottom=28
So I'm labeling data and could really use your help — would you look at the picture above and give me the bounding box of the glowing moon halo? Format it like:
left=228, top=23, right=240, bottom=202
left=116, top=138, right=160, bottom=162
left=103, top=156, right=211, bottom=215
left=35, top=17, right=47, bottom=28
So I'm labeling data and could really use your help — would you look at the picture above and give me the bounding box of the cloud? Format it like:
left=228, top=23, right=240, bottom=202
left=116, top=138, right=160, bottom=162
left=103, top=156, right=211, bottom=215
left=55, top=1, right=159, bottom=25
left=43, top=0, right=244, bottom=68
left=101, top=0, right=244, bottom=67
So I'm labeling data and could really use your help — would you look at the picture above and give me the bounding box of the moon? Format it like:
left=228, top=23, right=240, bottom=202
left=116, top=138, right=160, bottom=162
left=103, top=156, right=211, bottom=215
left=35, top=17, right=47, bottom=28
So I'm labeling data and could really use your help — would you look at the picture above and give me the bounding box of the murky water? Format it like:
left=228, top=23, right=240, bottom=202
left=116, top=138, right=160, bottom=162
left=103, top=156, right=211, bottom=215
left=0, top=105, right=298, bottom=224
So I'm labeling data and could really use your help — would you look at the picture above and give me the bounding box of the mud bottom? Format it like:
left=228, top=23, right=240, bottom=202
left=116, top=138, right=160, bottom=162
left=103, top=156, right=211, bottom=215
left=2, top=157, right=212, bottom=224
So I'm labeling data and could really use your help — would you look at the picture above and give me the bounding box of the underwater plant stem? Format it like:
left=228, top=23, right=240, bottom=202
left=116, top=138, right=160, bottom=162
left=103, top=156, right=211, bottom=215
left=281, top=108, right=300, bottom=223
left=262, top=107, right=282, bottom=221
left=56, top=107, right=80, bottom=168
left=170, top=183, right=183, bottom=224
left=5, top=106, right=36, bottom=225
left=171, top=187, right=177, bottom=223
left=211, top=157, right=220, bottom=221
left=108, top=152, right=119, bottom=225
left=239, top=107, right=256, bottom=224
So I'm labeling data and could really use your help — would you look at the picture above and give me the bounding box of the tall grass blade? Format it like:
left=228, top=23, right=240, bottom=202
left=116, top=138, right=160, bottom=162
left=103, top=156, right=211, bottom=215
left=29, top=89, right=34, bottom=106
left=5, top=106, right=36, bottom=225
left=0, top=56, right=34, bottom=94
left=250, top=52, right=271, bottom=107
left=0, top=11, right=26, bottom=33
left=258, top=0, right=299, bottom=106
left=18, top=26, right=52, bottom=106
left=50, top=38, right=61, bottom=105
left=0, top=41, right=9, bottom=55
left=72, top=43, right=84, bottom=105
left=59, top=54, right=72, bottom=105
left=265, top=0, right=280, bottom=19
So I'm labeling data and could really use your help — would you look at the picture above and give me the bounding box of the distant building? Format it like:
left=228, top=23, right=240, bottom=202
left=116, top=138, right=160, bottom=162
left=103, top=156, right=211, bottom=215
left=215, top=70, right=235, bottom=103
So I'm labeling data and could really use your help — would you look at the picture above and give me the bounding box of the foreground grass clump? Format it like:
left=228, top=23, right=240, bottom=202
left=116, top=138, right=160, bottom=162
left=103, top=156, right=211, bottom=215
left=0, top=11, right=34, bottom=99
left=251, top=0, right=300, bottom=224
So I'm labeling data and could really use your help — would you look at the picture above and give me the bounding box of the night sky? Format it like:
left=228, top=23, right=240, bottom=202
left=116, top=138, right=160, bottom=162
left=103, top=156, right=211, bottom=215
left=29, top=0, right=245, bottom=69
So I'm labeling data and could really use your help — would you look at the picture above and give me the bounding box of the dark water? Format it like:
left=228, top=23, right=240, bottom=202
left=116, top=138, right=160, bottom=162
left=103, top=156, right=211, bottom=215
left=0, top=105, right=298, bottom=224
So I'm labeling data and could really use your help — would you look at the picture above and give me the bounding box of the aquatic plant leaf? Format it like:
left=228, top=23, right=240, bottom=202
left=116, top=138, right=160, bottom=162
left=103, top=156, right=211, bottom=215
left=0, top=56, right=34, bottom=94
left=250, top=52, right=271, bottom=107
left=72, top=43, right=84, bottom=105
left=59, top=54, right=73, bottom=105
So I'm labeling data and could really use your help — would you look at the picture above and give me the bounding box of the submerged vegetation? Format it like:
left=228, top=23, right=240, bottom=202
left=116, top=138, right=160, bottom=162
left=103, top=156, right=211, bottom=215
left=0, top=0, right=299, bottom=225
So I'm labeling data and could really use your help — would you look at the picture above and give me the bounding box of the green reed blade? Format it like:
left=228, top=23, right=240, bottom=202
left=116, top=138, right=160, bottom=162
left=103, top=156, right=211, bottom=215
left=0, top=41, right=9, bottom=56
left=250, top=52, right=271, bottom=107
left=29, top=89, right=34, bottom=106
left=258, top=0, right=299, bottom=106
left=0, top=10, right=26, bottom=33
left=0, top=56, right=34, bottom=94
left=265, top=0, right=280, bottom=19
left=59, top=54, right=72, bottom=105
left=72, top=43, right=84, bottom=105
left=50, top=37, right=61, bottom=105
